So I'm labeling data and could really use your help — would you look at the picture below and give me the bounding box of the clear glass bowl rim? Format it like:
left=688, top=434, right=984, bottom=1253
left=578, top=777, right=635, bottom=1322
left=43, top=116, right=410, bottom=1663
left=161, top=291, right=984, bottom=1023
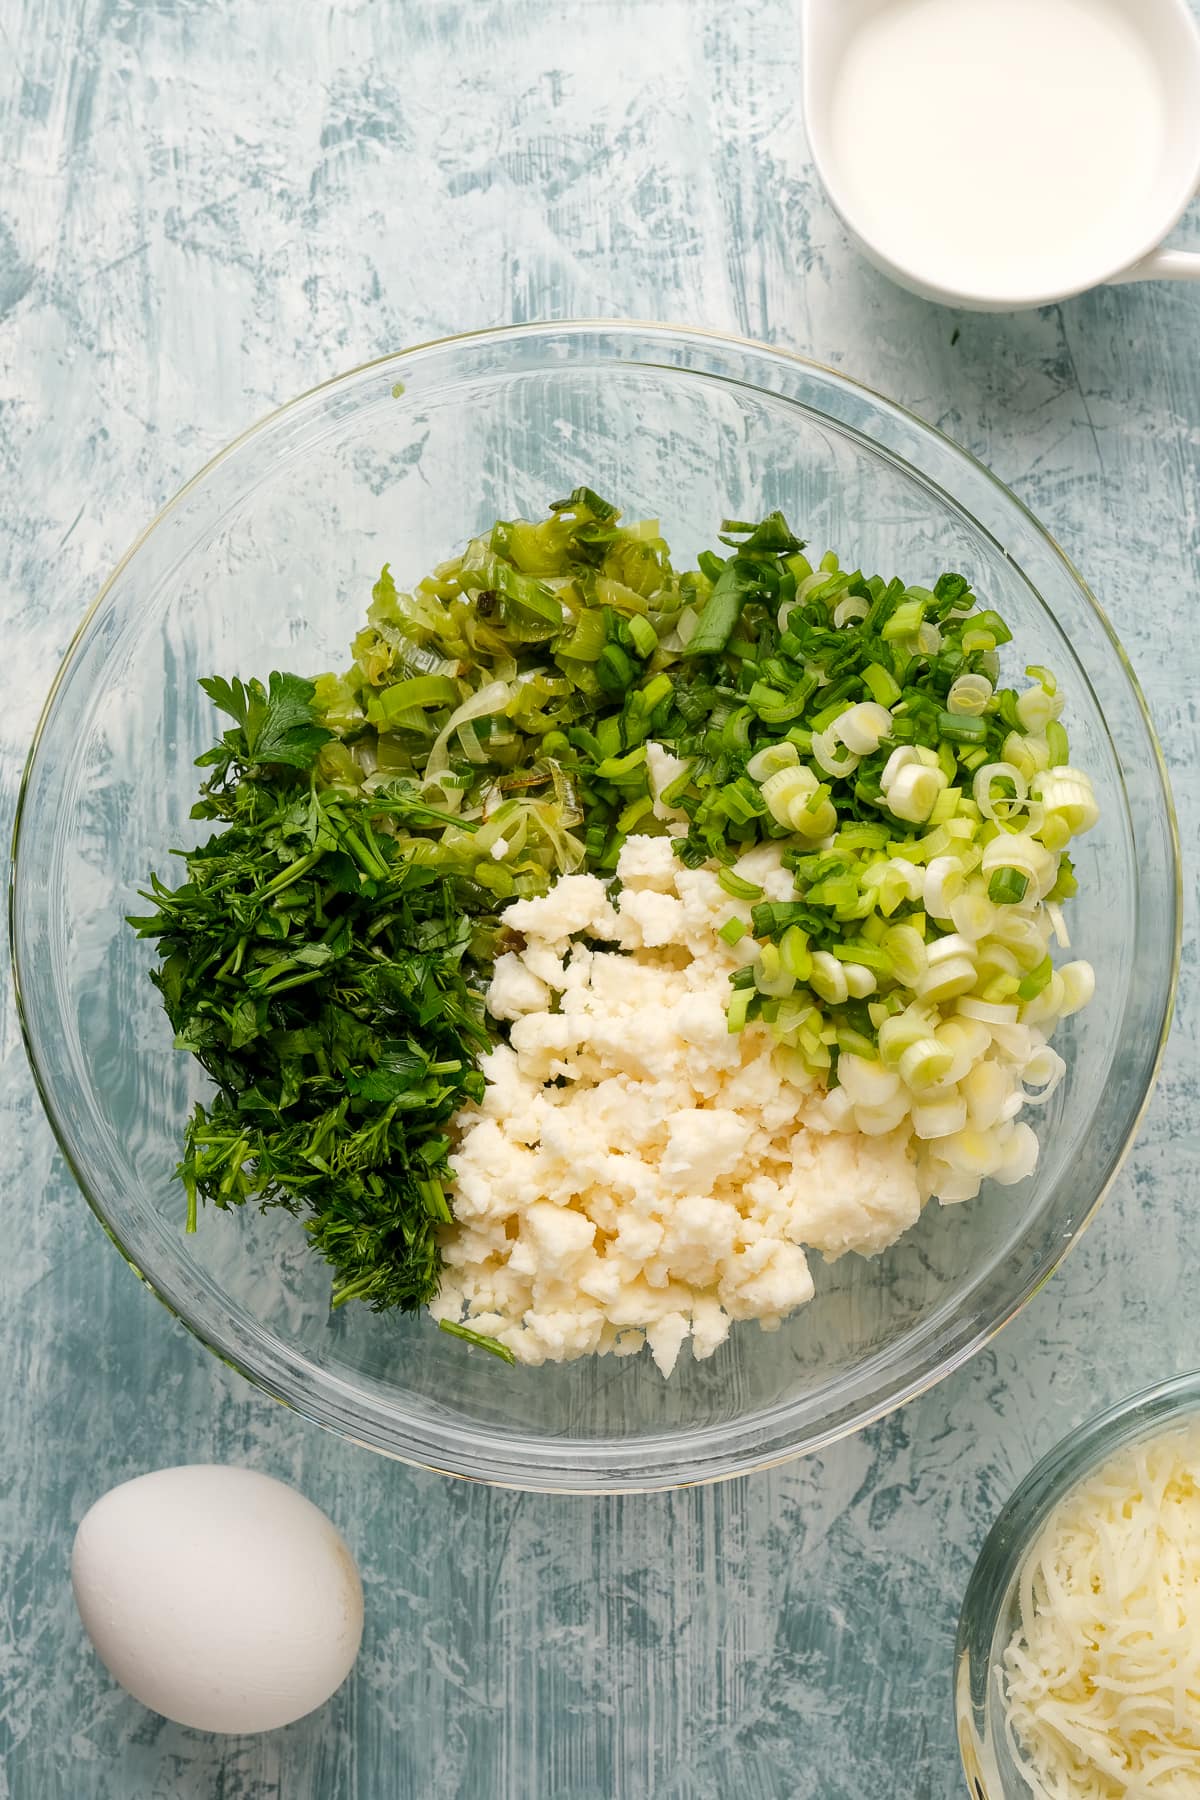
left=8, top=319, right=1183, bottom=1493
left=954, top=1368, right=1200, bottom=1798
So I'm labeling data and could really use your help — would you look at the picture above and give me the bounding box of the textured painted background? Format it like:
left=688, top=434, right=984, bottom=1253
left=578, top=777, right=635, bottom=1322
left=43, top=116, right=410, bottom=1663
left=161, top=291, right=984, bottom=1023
left=1, top=4, right=1198, bottom=1796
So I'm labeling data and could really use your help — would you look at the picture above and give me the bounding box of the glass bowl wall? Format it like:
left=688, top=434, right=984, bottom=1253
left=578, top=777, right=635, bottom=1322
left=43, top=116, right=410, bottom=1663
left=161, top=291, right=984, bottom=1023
left=11, top=323, right=1179, bottom=1491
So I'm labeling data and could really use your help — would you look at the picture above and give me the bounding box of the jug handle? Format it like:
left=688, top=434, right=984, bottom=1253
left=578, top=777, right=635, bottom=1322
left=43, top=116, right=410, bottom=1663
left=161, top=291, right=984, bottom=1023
left=1110, top=245, right=1200, bottom=284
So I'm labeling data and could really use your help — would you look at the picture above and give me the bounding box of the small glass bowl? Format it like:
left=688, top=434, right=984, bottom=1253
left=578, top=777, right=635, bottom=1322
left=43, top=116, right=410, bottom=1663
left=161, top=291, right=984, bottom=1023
left=10, top=322, right=1181, bottom=1491
left=955, top=1370, right=1200, bottom=1798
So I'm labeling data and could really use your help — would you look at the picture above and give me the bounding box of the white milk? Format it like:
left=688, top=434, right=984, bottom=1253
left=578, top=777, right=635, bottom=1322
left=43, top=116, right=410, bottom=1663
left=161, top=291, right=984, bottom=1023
left=826, top=0, right=1170, bottom=301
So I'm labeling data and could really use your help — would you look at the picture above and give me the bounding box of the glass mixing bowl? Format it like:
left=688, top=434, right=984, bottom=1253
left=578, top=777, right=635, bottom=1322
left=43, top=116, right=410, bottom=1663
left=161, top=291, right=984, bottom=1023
left=10, top=322, right=1180, bottom=1492
left=955, top=1371, right=1200, bottom=1798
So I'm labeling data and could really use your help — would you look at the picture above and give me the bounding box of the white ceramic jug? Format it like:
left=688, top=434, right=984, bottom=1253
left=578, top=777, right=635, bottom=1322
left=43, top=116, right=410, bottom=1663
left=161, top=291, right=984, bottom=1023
left=803, top=0, right=1200, bottom=311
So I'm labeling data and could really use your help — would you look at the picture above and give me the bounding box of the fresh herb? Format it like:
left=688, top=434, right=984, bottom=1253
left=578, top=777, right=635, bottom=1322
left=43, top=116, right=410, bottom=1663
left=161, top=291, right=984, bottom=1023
left=437, top=1319, right=517, bottom=1363
left=196, top=672, right=334, bottom=775
left=128, top=674, right=492, bottom=1312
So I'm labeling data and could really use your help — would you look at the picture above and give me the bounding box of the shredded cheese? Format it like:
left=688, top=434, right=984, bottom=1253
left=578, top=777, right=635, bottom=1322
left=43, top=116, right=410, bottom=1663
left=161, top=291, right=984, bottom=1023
left=1003, top=1424, right=1200, bottom=1799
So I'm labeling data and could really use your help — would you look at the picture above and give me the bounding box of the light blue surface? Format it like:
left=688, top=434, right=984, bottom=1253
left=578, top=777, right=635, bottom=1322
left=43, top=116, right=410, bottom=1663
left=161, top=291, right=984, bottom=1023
left=0, top=5, right=1197, bottom=1796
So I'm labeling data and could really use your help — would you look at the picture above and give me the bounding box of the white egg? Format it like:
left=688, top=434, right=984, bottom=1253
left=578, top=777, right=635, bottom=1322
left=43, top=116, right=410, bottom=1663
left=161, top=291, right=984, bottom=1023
left=71, top=1465, right=363, bottom=1733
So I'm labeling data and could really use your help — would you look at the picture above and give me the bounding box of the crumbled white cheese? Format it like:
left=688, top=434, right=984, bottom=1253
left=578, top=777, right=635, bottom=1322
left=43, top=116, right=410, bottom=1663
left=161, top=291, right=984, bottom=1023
left=485, top=954, right=550, bottom=1023
left=433, top=836, right=920, bottom=1376
left=645, top=741, right=689, bottom=825
left=614, top=830, right=680, bottom=889
left=501, top=873, right=618, bottom=947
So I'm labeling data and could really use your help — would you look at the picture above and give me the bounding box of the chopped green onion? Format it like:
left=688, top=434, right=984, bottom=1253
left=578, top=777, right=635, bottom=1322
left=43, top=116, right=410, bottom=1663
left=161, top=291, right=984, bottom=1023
left=683, top=564, right=755, bottom=657
left=617, top=796, right=655, bottom=832
left=718, top=868, right=764, bottom=900
left=929, top=786, right=962, bottom=824
left=862, top=662, right=902, bottom=707
left=598, top=577, right=651, bottom=618
left=754, top=942, right=795, bottom=997
left=372, top=675, right=461, bottom=719
left=753, top=682, right=818, bottom=725
left=970, top=609, right=1013, bottom=646
left=561, top=609, right=609, bottom=661
left=718, top=780, right=766, bottom=825
left=750, top=900, right=811, bottom=937
left=829, top=940, right=893, bottom=973
left=718, top=914, right=748, bottom=945
left=596, top=643, right=635, bottom=694
left=726, top=989, right=753, bottom=1032
left=779, top=925, right=812, bottom=980
left=806, top=875, right=860, bottom=909
left=835, top=822, right=892, bottom=852
left=549, top=484, right=618, bottom=521
left=659, top=761, right=695, bottom=808
left=1017, top=954, right=1054, bottom=1001
left=882, top=597, right=926, bottom=641
left=1048, top=854, right=1078, bottom=902
left=638, top=671, right=673, bottom=712
left=594, top=744, right=648, bottom=781
left=626, top=614, right=659, bottom=659
left=946, top=673, right=993, bottom=716
left=1045, top=719, right=1070, bottom=766
left=988, top=866, right=1030, bottom=905
left=936, top=710, right=988, bottom=745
